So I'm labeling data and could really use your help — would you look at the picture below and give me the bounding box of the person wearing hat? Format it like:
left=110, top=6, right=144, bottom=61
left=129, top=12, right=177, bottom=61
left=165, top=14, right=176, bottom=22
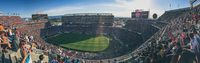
left=37, top=54, right=44, bottom=63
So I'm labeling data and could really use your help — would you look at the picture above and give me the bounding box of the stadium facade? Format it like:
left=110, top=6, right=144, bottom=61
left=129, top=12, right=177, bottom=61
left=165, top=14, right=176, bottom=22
left=62, top=13, right=114, bottom=27
left=32, top=14, right=48, bottom=20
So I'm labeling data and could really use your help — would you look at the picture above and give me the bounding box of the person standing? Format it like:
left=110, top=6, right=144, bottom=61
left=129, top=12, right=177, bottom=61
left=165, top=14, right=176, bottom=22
left=19, top=40, right=32, bottom=63
left=189, top=33, right=200, bottom=63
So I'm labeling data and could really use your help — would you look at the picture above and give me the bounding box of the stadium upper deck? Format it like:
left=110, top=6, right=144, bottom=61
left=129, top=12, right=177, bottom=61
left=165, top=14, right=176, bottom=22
left=64, top=13, right=113, bottom=16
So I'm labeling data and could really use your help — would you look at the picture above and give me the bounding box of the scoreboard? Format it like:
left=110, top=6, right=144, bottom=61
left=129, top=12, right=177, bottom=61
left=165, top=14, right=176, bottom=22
left=131, top=9, right=149, bottom=19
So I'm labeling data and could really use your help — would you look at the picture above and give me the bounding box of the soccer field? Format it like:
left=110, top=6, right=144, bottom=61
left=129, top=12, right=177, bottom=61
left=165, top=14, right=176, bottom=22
left=46, top=33, right=110, bottom=52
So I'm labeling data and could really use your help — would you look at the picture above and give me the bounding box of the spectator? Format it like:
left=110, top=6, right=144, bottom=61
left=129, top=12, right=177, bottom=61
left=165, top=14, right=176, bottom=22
left=64, top=57, right=70, bottom=63
left=0, top=24, right=5, bottom=31
left=29, top=35, right=34, bottom=42
left=24, top=35, right=29, bottom=43
left=0, top=31, right=11, bottom=53
left=37, top=54, right=44, bottom=63
left=31, top=42, right=37, bottom=49
left=50, top=55, right=59, bottom=63
left=19, top=40, right=32, bottom=63
left=189, top=33, right=200, bottom=63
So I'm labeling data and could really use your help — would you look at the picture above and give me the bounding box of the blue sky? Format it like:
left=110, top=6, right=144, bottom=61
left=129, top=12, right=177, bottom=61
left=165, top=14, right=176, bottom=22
left=0, top=0, right=199, bottom=18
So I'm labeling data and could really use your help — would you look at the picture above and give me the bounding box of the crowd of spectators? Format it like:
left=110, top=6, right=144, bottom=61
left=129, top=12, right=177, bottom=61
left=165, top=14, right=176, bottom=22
left=2, top=4, right=200, bottom=63
left=124, top=20, right=160, bottom=41
left=122, top=5, right=200, bottom=63
left=0, top=18, right=84, bottom=63
left=2, top=16, right=162, bottom=63
left=5, top=18, right=158, bottom=63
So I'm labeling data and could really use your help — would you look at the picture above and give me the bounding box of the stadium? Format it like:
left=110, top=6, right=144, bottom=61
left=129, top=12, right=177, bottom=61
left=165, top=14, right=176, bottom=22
left=38, top=13, right=158, bottom=60
left=0, top=0, right=200, bottom=63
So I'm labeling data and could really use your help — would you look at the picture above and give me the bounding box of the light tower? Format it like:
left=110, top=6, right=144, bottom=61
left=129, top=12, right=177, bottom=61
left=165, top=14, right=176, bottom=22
left=190, top=0, right=197, bottom=8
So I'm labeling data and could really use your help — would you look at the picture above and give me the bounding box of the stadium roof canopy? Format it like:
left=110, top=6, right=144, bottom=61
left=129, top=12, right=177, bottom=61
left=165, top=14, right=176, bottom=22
left=64, top=13, right=113, bottom=16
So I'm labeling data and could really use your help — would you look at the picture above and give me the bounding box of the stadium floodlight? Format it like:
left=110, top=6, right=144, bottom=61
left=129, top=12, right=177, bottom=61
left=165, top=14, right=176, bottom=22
left=190, top=0, right=197, bottom=4
left=190, top=0, right=197, bottom=8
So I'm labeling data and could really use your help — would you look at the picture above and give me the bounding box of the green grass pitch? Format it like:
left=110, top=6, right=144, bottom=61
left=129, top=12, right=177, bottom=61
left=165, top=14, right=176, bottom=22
left=46, top=33, right=110, bottom=52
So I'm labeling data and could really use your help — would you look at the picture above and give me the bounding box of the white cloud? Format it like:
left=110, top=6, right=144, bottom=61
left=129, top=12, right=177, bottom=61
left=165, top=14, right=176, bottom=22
left=42, top=6, right=84, bottom=16
left=112, top=0, right=165, bottom=18
left=43, top=0, right=165, bottom=18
